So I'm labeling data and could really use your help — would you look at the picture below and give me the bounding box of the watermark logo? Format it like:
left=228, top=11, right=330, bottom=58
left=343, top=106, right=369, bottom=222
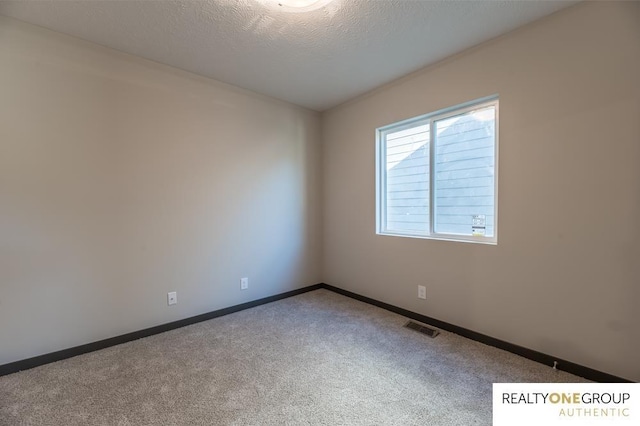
left=493, top=383, right=638, bottom=425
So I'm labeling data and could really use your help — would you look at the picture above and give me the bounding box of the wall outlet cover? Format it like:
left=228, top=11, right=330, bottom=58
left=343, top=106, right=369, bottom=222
left=418, top=285, right=426, bottom=300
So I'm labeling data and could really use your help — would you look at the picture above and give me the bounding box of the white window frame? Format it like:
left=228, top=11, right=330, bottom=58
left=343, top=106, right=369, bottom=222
left=376, top=96, right=499, bottom=245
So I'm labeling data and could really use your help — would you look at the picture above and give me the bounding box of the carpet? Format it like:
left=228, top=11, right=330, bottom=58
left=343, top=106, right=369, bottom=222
left=0, top=289, right=587, bottom=425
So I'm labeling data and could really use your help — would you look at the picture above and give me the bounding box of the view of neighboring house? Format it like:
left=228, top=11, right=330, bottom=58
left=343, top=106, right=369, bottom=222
left=386, top=107, right=496, bottom=237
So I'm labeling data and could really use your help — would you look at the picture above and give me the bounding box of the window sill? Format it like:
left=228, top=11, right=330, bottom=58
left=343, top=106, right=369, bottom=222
left=376, top=231, right=497, bottom=245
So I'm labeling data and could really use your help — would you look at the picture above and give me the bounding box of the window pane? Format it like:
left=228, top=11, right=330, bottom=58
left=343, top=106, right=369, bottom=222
left=385, top=124, right=430, bottom=234
left=433, top=106, right=495, bottom=236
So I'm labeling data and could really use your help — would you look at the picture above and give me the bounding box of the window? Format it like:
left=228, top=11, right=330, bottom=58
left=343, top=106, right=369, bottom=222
left=376, top=97, right=498, bottom=244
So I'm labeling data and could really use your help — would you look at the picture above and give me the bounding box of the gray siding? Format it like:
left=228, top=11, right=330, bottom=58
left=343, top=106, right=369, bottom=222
left=434, top=113, right=495, bottom=236
left=385, top=126, right=429, bottom=233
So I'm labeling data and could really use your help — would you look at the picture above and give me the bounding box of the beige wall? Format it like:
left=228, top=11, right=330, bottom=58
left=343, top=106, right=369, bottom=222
left=322, top=1, right=640, bottom=381
left=0, top=17, right=322, bottom=365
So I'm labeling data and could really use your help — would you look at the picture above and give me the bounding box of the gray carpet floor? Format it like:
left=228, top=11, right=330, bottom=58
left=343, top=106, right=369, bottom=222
left=0, top=289, right=587, bottom=425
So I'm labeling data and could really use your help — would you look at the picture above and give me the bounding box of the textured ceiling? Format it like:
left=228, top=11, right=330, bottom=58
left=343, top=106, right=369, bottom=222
left=0, top=0, right=579, bottom=111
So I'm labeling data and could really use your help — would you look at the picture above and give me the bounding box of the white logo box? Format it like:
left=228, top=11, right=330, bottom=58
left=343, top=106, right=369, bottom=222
left=493, top=383, right=639, bottom=426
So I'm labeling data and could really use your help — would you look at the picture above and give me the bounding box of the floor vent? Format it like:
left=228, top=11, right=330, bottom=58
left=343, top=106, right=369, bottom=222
left=404, top=321, right=440, bottom=338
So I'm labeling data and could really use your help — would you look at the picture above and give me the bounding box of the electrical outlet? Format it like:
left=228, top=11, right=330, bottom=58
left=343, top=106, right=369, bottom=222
left=240, top=277, right=249, bottom=290
left=167, top=291, right=177, bottom=305
left=418, top=285, right=426, bottom=300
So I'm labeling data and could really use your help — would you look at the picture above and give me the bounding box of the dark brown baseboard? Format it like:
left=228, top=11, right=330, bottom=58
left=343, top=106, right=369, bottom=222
left=1, top=282, right=631, bottom=383
left=321, top=284, right=631, bottom=383
left=0, top=284, right=323, bottom=377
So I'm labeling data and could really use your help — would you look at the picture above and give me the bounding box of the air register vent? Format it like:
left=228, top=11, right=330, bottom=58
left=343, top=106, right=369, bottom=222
left=404, top=321, right=440, bottom=338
